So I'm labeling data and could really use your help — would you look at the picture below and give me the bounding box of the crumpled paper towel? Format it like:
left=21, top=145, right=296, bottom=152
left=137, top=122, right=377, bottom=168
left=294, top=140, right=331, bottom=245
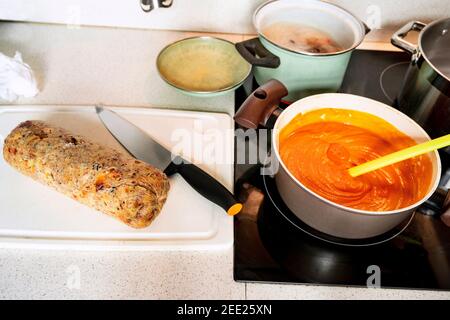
left=0, top=51, right=39, bottom=101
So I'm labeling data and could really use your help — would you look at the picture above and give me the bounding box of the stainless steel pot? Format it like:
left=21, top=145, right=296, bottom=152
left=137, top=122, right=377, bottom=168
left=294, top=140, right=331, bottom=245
left=392, top=18, right=450, bottom=139
left=235, top=80, right=443, bottom=239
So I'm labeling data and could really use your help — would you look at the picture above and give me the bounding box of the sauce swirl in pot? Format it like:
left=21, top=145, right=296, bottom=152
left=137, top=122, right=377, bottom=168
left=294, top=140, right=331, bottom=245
left=278, top=109, right=433, bottom=212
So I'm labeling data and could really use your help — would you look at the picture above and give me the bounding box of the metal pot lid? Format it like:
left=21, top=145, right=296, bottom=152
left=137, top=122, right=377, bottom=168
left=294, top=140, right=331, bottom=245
left=419, top=18, right=450, bottom=82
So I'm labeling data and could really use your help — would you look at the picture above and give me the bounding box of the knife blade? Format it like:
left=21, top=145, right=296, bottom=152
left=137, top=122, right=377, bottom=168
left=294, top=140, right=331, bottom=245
left=96, top=106, right=242, bottom=216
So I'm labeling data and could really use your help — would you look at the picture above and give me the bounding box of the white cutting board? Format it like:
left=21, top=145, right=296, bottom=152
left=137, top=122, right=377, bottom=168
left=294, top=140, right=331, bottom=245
left=0, top=105, right=234, bottom=250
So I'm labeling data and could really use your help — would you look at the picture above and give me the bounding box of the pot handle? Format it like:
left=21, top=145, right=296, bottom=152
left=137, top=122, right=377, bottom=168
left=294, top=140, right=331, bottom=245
left=363, top=22, right=371, bottom=35
left=417, top=187, right=450, bottom=226
left=391, top=21, right=426, bottom=54
left=441, top=205, right=450, bottom=227
left=235, top=38, right=281, bottom=69
left=234, top=79, right=288, bottom=129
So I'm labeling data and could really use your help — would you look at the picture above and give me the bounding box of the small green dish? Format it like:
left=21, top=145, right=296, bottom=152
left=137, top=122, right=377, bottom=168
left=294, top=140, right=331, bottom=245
left=156, top=37, right=252, bottom=97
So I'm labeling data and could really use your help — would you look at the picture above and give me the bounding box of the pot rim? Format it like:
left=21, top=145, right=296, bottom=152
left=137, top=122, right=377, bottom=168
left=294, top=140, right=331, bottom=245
left=252, top=0, right=367, bottom=57
left=156, top=36, right=252, bottom=95
left=272, top=93, right=442, bottom=217
left=418, top=17, right=450, bottom=83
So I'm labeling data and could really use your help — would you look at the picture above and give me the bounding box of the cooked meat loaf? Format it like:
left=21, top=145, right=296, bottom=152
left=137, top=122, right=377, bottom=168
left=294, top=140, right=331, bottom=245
left=3, top=120, right=170, bottom=228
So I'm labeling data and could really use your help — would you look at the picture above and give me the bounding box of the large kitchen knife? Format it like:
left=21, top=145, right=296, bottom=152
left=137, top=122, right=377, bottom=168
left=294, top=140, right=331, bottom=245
left=95, top=106, right=242, bottom=216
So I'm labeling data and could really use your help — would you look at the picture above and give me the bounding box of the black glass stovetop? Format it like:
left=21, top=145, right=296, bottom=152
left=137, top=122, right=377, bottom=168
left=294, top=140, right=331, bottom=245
left=233, top=50, right=450, bottom=291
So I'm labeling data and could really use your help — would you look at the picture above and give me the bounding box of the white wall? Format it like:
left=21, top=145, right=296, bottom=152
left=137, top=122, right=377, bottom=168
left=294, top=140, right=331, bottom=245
left=0, top=0, right=449, bottom=34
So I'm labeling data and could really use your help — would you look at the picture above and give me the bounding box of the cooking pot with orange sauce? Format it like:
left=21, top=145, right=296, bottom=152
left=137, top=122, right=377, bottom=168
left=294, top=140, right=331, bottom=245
left=235, top=86, right=441, bottom=239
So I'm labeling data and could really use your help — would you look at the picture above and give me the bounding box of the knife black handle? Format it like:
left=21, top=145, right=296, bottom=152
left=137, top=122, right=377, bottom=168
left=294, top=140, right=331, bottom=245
left=164, top=157, right=243, bottom=216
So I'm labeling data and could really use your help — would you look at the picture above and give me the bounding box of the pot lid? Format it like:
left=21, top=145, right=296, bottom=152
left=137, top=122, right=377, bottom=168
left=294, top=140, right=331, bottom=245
left=420, top=18, right=450, bottom=81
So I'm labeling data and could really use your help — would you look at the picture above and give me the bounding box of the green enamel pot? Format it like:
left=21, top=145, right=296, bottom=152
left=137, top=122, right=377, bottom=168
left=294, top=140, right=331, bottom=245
left=236, top=0, right=369, bottom=102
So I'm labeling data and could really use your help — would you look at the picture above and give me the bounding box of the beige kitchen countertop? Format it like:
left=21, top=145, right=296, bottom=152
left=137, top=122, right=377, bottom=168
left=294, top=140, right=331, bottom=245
left=0, top=22, right=236, bottom=113
left=0, top=21, right=449, bottom=300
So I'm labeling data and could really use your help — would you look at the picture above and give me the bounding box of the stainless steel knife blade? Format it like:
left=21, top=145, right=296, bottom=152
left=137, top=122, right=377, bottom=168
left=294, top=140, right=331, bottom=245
left=95, top=106, right=173, bottom=170
left=96, top=105, right=243, bottom=216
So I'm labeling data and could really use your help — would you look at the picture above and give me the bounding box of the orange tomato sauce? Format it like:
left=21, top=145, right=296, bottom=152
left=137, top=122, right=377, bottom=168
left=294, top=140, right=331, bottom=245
left=278, top=108, right=433, bottom=212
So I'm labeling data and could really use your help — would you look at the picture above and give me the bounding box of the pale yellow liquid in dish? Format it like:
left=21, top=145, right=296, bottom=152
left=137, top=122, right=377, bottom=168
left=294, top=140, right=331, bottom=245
left=262, top=22, right=343, bottom=54
left=158, top=39, right=250, bottom=92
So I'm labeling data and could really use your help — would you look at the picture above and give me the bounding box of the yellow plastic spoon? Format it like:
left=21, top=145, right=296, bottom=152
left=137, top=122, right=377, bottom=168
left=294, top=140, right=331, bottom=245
left=348, top=134, right=450, bottom=178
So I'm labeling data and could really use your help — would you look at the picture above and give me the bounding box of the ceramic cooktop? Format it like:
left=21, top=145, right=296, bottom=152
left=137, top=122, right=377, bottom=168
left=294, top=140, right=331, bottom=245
left=233, top=50, right=450, bottom=291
